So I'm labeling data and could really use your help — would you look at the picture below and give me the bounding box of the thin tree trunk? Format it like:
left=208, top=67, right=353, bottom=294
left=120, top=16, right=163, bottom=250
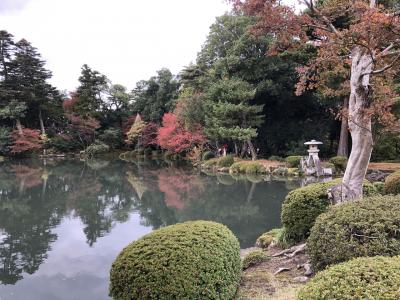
left=240, top=141, right=246, bottom=158
left=16, top=119, right=23, bottom=135
left=234, top=142, right=239, bottom=157
left=247, top=139, right=257, bottom=161
left=337, top=97, right=349, bottom=157
left=341, top=46, right=374, bottom=201
left=39, top=109, right=46, bottom=135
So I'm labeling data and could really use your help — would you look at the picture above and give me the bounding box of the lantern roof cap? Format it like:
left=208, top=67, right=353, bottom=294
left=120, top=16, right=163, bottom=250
left=304, top=139, right=323, bottom=145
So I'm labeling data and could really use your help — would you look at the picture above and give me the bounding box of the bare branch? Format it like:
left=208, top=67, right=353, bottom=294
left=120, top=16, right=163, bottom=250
left=363, top=53, right=400, bottom=75
left=301, top=0, right=341, bottom=37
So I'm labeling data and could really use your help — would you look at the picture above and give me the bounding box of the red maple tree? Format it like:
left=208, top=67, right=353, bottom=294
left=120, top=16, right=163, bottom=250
left=10, top=128, right=43, bottom=155
left=157, top=113, right=206, bottom=153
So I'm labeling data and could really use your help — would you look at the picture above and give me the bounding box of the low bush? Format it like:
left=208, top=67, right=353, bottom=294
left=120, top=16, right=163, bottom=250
left=256, top=228, right=281, bottom=248
left=85, top=141, right=110, bottom=157
left=109, top=220, right=241, bottom=300
left=297, top=256, right=400, bottom=300
left=217, top=155, right=234, bottom=168
left=230, top=161, right=267, bottom=174
left=272, top=167, right=288, bottom=176
left=373, top=181, right=385, bottom=194
left=281, top=179, right=377, bottom=244
left=329, top=156, right=348, bottom=172
left=285, top=155, right=302, bottom=167
left=202, top=158, right=219, bottom=169
left=230, top=161, right=248, bottom=173
left=307, top=195, right=400, bottom=271
left=202, top=151, right=215, bottom=161
left=242, top=250, right=268, bottom=270
left=384, top=170, right=400, bottom=194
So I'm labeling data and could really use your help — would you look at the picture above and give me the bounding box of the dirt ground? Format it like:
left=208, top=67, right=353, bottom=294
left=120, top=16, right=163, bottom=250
left=368, top=162, right=400, bottom=171
left=237, top=245, right=310, bottom=300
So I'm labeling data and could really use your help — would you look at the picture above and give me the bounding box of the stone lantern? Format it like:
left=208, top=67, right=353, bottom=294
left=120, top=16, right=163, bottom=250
left=302, top=139, right=324, bottom=176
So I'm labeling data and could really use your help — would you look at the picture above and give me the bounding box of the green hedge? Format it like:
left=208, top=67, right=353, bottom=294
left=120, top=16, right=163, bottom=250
left=385, top=170, right=400, bottom=194
left=307, top=195, right=400, bottom=271
left=217, top=155, right=234, bottom=168
left=281, top=179, right=377, bottom=244
left=297, top=256, right=400, bottom=300
left=329, top=156, right=348, bottom=172
left=285, top=155, right=302, bottom=167
left=109, top=221, right=241, bottom=300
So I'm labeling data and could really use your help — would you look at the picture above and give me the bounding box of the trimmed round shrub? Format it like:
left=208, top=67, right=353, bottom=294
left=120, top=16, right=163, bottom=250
left=329, top=155, right=348, bottom=172
left=242, top=250, right=268, bottom=270
left=109, top=221, right=241, bottom=300
left=297, top=256, right=400, bottom=300
left=217, top=155, right=234, bottom=168
left=384, top=170, right=400, bottom=194
left=307, top=195, right=400, bottom=271
left=281, top=179, right=377, bottom=244
left=85, top=141, right=110, bottom=157
left=285, top=155, right=302, bottom=167
left=202, top=151, right=215, bottom=161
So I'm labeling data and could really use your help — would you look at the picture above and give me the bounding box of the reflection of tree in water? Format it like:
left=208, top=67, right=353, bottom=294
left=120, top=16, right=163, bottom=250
left=0, top=159, right=137, bottom=284
left=130, top=167, right=294, bottom=247
left=0, top=162, right=66, bottom=284
left=0, top=158, right=297, bottom=285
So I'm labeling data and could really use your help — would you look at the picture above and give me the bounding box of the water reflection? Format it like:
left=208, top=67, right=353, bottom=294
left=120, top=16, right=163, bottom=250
left=0, top=158, right=299, bottom=299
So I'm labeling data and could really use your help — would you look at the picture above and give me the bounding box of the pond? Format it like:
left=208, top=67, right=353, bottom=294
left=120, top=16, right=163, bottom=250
left=0, top=158, right=300, bottom=300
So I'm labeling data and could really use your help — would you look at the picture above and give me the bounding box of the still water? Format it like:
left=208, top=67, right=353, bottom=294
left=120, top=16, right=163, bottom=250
left=0, top=158, right=300, bottom=300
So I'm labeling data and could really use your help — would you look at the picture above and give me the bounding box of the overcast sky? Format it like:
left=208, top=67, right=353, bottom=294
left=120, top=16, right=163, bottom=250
left=1, top=0, right=231, bottom=92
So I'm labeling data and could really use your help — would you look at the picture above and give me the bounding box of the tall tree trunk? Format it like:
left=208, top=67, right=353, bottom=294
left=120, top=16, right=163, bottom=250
left=39, top=109, right=46, bottom=135
left=247, top=139, right=257, bottom=161
left=16, top=119, right=23, bottom=135
left=337, top=97, right=349, bottom=157
left=341, top=46, right=374, bottom=201
left=234, top=142, right=239, bottom=157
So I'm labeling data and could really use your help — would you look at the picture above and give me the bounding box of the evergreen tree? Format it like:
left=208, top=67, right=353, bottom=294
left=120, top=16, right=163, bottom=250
left=205, top=77, right=263, bottom=160
left=75, top=64, right=108, bottom=117
left=132, top=68, right=179, bottom=124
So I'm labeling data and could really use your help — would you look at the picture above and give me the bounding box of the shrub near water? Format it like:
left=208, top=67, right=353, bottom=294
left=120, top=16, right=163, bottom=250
left=109, top=221, right=241, bottom=300
left=285, top=155, right=301, bottom=167
left=217, top=155, right=234, bottom=168
left=329, top=155, right=348, bottom=172
left=281, top=179, right=377, bottom=244
left=297, top=256, right=400, bottom=300
left=384, top=170, right=400, bottom=194
left=307, top=195, right=400, bottom=271
left=230, top=161, right=267, bottom=174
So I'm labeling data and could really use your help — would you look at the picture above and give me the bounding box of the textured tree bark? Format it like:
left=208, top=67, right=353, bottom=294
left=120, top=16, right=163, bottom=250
left=337, top=97, right=349, bottom=157
left=247, top=139, right=257, bottom=161
left=341, top=46, right=374, bottom=201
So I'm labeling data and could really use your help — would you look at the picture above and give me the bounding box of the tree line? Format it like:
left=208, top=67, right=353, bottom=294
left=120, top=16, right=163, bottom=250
left=0, top=5, right=399, bottom=165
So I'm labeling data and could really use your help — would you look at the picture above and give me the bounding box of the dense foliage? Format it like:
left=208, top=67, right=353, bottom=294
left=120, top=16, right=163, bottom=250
left=307, top=195, right=400, bottom=271
left=297, top=256, right=400, bottom=300
left=281, top=179, right=378, bottom=244
left=384, top=170, right=400, bottom=195
left=109, top=220, right=241, bottom=300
